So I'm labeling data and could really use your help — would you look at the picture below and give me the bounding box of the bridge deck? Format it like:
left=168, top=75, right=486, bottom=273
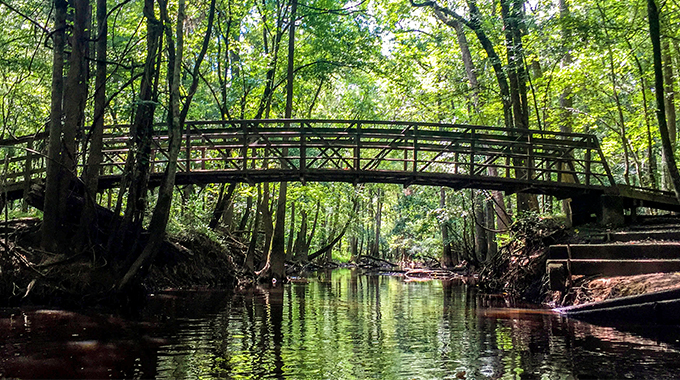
left=0, top=119, right=676, bottom=211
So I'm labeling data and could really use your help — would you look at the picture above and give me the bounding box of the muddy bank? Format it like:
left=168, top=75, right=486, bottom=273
left=477, top=214, right=573, bottom=302
left=0, top=218, right=250, bottom=308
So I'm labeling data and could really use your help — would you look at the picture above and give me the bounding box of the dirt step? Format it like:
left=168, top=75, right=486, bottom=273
left=628, top=223, right=680, bottom=231
left=548, top=243, right=680, bottom=260
left=547, top=259, right=680, bottom=277
left=587, top=230, right=680, bottom=243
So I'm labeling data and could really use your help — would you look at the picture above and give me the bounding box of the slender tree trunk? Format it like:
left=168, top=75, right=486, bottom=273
left=60, top=0, right=90, bottom=208
left=371, top=190, right=382, bottom=258
left=41, top=0, right=67, bottom=252
left=119, top=0, right=186, bottom=290
left=77, top=0, right=107, bottom=249
left=559, top=0, right=575, bottom=225
left=663, top=38, right=677, bottom=145
left=260, top=182, right=274, bottom=262
left=440, top=187, right=456, bottom=268
left=649, top=0, right=680, bottom=202
left=306, top=199, right=320, bottom=254
left=473, top=191, right=487, bottom=263
left=451, top=20, right=479, bottom=109
left=239, top=193, right=253, bottom=233
left=117, top=0, right=162, bottom=248
left=209, top=183, right=236, bottom=229
left=662, top=38, right=677, bottom=190
left=293, top=208, right=308, bottom=262
left=286, top=202, right=295, bottom=261
left=264, top=0, right=296, bottom=282
left=500, top=0, right=537, bottom=213
left=485, top=197, right=496, bottom=260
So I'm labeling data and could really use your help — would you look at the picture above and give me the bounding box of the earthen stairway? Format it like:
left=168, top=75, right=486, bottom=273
left=547, top=219, right=680, bottom=290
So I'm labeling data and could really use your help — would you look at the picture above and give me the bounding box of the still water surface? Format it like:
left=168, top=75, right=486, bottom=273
left=3, top=269, right=680, bottom=379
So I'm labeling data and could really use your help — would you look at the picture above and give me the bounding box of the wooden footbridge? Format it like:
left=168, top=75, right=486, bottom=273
left=1, top=119, right=678, bottom=223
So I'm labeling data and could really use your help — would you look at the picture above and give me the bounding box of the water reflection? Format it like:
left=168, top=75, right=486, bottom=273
left=3, top=270, right=680, bottom=379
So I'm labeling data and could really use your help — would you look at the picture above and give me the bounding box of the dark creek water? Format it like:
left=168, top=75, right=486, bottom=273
left=3, top=270, right=680, bottom=379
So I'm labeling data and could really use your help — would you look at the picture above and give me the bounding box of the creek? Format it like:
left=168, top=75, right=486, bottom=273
left=2, top=269, right=680, bottom=379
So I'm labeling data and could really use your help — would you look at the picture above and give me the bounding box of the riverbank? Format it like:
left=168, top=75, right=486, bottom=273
left=0, top=218, right=250, bottom=308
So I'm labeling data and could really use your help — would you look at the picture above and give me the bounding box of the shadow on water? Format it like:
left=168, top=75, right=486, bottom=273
left=3, top=269, right=680, bottom=379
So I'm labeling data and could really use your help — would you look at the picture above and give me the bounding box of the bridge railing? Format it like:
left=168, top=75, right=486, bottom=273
left=0, top=119, right=615, bottom=197
left=168, top=119, right=615, bottom=189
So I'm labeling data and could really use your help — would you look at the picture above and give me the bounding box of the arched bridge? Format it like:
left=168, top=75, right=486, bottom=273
left=1, top=119, right=678, bottom=219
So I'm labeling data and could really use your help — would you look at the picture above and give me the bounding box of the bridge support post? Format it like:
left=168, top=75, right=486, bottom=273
left=570, top=194, right=625, bottom=227
left=599, top=194, right=625, bottom=227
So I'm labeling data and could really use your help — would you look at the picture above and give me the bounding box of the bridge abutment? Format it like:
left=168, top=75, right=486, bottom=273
left=570, top=194, right=625, bottom=227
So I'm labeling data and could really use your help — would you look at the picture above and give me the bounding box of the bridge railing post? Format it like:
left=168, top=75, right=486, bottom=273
left=185, top=121, right=191, bottom=172
left=527, top=133, right=534, bottom=181
left=300, top=122, right=306, bottom=175
left=241, top=120, right=248, bottom=172
left=585, top=138, right=592, bottom=186
left=413, top=124, right=418, bottom=172
left=354, top=123, right=361, bottom=171
left=470, top=127, right=475, bottom=176
left=22, top=139, right=33, bottom=211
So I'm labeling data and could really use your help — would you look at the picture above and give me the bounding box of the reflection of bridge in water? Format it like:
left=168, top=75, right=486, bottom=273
left=2, top=119, right=678, bottom=224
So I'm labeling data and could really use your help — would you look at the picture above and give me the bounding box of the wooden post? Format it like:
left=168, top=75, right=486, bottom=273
left=185, top=122, right=191, bottom=172
left=22, top=139, right=33, bottom=211
left=241, top=121, right=248, bottom=171
left=470, top=127, right=475, bottom=176
left=454, top=152, right=459, bottom=174
left=528, top=133, right=534, bottom=181
left=413, top=124, right=418, bottom=172
left=586, top=137, right=592, bottom=186
left=300, top=122, right=306, bottom=175
left=354, top=123, right=361, bottom=171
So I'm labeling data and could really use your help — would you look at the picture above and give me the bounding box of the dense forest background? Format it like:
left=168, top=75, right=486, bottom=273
left=1, top=0, right=679, bottom=283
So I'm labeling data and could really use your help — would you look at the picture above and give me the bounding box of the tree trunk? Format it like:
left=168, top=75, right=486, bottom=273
left=473, top=191, right=487, bottom=264
left=41, top=0, right=67, bottom=252
left=500, top=0, right=537, bottom=213
left=440, top=187, right=456, bottom=268
left=485, top=197, right=497, bottom=260
left=60, top=0, right=90, bottom=211
left=662, top=38, right=677, bottom=190
left=116, top=0, right=162, bottom=250
left=209, top=183, right=236, bottom=229
left=77, top=0, right=107, bottom=250
left=262, top=0, right=296, bottom=282
left=266, top=181, right=287, bottom=281
left=245, top=186, right=262, bottom=272
left=286, top=201, right=295, bottom=261
left=649, top=0, right=680, bottom=202
left=119, top=0, right=185, bottom=290
left=559, top=0, right=575, bottom=225
left=371, top=190, right=382, bottom=258
left=293, top=209, right=308, bottom=262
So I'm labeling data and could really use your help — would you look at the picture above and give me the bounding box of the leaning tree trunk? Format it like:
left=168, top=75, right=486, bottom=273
left=119, top=0, right=185, bottom=290
left=649, top=0, right=680, bottom=202
left=662, top=38, right=677, bottom=190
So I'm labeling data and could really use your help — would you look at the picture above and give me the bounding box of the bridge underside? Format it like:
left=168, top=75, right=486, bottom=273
left=100, top=169, right=607, bottom=199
